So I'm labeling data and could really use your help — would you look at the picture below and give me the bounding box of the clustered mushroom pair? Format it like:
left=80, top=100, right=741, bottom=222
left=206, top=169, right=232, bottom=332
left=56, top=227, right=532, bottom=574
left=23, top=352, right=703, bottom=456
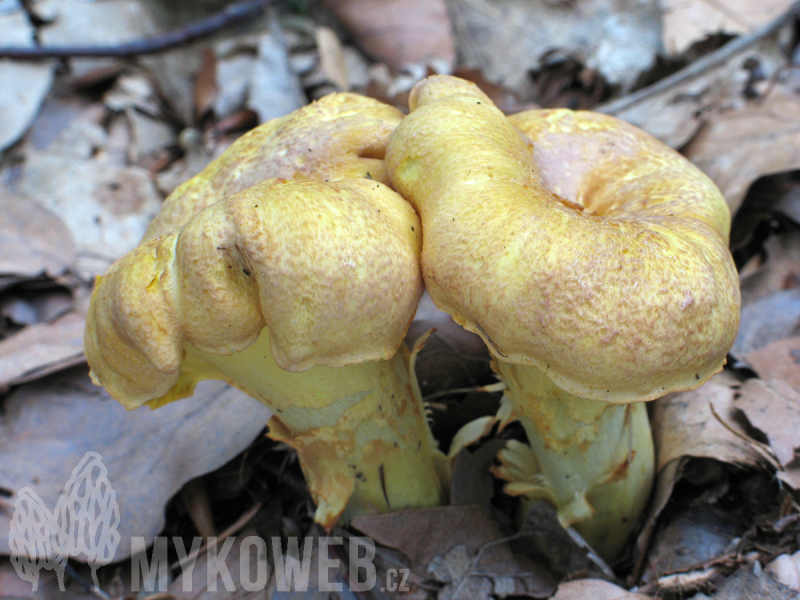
left=84, top=76, right=740, bottom=563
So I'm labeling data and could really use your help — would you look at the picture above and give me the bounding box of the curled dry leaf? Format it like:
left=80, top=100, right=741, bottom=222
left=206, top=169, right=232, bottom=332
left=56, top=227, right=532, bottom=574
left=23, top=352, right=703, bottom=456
left=652, top=372, right=768, bottom=475
left=661, top=0, right=795, bottom=55
left=640, top=503, right=742, bottom=588
left=24, top=97, right=108, bottom=161
left=323, top=0, right=455, bottom=71
left=212, top=43, right=251, bottom=121
left=632, top=372, right=770, bottom=571
left=125, top=109, right=176, bottom=167
left=0, top=367, right=272, bottom=559
left=602, top=31, right=786, bottom=149
left=209, top=24, right=305, bottom=124
left=684, top=84, right=800, bottom=215
left=0, top=286, right=73, bottom=328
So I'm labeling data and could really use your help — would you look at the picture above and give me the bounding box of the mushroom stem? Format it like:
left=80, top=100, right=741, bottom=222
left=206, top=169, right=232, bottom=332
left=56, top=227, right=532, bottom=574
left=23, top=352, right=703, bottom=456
left=173, top=329, right=446, bottom=528
left=491, top=361, right=654, bottom=562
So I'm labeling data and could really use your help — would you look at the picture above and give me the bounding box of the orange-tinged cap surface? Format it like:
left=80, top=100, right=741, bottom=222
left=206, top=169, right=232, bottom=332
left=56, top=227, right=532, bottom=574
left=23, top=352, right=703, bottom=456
left=144, top=93, right=402, bottom=240
left=85, top=178, right=423, bottom=408
left=387, top=76, right=740, bottom=403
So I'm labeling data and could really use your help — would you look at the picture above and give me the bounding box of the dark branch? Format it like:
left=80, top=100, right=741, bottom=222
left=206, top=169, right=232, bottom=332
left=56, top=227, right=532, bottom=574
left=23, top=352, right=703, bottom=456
left=600, top=1, right=800, bottom=115
left=0, top=0, right=275, bottom=59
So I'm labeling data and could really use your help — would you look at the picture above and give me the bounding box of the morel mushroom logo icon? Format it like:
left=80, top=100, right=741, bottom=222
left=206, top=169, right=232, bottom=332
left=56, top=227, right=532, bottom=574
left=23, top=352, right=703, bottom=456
left=8, top=451, right=121, bottom=591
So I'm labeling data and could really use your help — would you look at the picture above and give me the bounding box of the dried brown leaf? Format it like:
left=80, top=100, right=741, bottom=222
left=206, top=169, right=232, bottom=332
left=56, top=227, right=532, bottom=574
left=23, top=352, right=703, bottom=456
left=0, top=287, right=73, bottom=328
left=740, top=231, right=800, bottom=306
left=778, top=460, right=800, bottom=489
left=744, top=338, right=800, bottom=392
left=194, top=46, right=218, bottom=122
left=213, top=48, right=254, bottom=120
left=351, top=505, right=556, bottom=597
left=631, top=373, right=771, bottom=575
left=24, top=97, right=107, bottom=160
left=0, top=186, right=75, bottom=279
left=353, top=505, right=501, bottom=572
left=551, top=578, right=652, bottom=599
left=247, top=26, right=306, bottom=123
left=315, top=27, right=349, bottom=91
left=16, top=152, right=162, bottom=278
left=603, top=31, right=786, bottom=149
left=103, top=73, right=162, bottom=117
left=641, top=504, right=742, bottom=587
left=449, top=436, right=505, bottom=511
left=661, top=0, right=794, bottom=55
left=126, top=110, right=176, bottom=167
left=324, top=0, right=454, bottom=71
left=652, top=372, right=767, bottom=472
left=0, top=311, right=85, bottom=389
left=734, top=377, right=800, bottom=466
left=684, top=85, right=800, bottom=215
left=0, top=367, right=272, bottom=560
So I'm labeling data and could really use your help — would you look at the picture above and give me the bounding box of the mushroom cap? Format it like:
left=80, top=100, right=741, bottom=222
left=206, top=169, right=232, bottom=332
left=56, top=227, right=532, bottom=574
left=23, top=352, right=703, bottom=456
left=144, top=93, right=402, bottom=240
left=85, top=178, right=423, bottom=408
left=386, top=75, right=741, bottom=403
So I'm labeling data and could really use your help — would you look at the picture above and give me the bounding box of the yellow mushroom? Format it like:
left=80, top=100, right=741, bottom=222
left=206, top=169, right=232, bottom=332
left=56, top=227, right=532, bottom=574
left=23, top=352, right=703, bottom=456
left=386, top=75, right=740, bottom=561
left=144, top=92, right=403, bottom=240
left=85, top=95, right=446, bottom=528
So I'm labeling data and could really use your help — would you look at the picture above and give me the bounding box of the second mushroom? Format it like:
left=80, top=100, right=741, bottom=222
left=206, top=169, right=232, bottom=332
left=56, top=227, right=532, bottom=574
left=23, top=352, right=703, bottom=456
left=386, top=76, right=741, bottom=562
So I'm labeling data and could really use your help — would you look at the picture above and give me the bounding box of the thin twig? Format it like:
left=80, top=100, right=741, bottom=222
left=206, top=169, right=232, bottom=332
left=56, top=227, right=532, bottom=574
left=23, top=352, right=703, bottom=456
left=600, top=1, right=800, bottom=115
left=171, top=501, right=263, bottom=571
left=0, top=0, right=275, bottom=59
